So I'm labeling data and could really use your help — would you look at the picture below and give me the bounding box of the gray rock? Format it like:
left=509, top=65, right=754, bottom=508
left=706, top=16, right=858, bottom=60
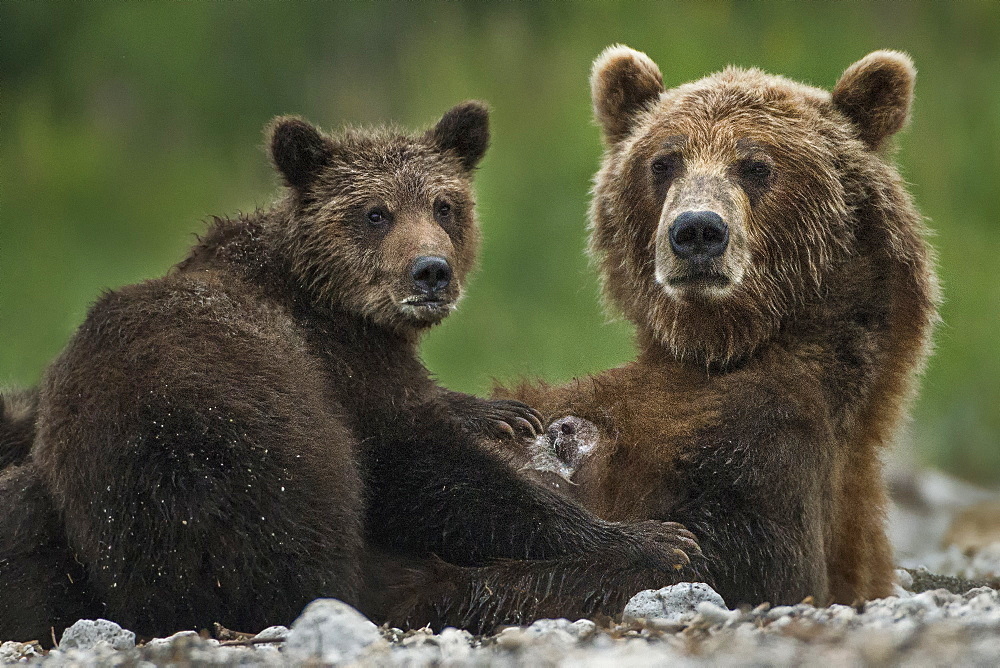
left=252, top=625, right=289, bottom=642
left=492, top=619, right=601, bottom=665
left=494, top=617, right=598, bottom=649
left=283, top=598, right=386, bottom=664
left=142, top=629, right=200, bottom=649
left=766, top=605, right=796, bottom=620
left=1, top=641, right=44, bottom=663
left=526, top=618, right=596, bottom=641
left=58, top=618, right=135, bottom=652
left=434, top=627, right=475, bottom=659
left=42, top=645, right=124, bottom=667
left=694, top=600, right=738, bottom=625
left=395, top=626, right=474, bottom=664
left=140, top=630, right=210, bottom=664
left=623, top=582, right=727, bottom=623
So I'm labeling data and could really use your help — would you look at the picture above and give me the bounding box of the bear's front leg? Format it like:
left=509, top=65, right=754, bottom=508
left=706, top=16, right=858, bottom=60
left=361, top=417, right=701, bottom=568
left=383, top=526, right=706, bottom=634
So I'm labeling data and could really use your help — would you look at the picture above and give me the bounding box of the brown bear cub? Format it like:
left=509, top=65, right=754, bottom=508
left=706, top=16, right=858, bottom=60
left=400, top=48, right=939, bottom=625
left=1, top=102, right=699, bottom=642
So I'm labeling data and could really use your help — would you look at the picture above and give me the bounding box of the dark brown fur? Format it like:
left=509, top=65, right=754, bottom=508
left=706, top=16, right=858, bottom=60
left=0, top=389, right=37, bottom=470
left=0, top=463, right=99, bottom=648
left=2, top=102, right=699, bottom=642
left=398, top=48, right=939, bottom=622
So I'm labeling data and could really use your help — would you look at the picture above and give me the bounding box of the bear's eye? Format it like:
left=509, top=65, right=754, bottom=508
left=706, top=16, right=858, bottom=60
left=739, top=160, right=773, bottom=182
left=366, top=207, right=390, bottom=227
left=651, top=154, right=682, bottom=181
left=435, top=200, right=452, bottom=220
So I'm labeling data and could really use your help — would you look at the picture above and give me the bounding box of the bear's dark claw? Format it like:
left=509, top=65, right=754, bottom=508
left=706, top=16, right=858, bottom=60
left=449, top=395, right=545, bottom=441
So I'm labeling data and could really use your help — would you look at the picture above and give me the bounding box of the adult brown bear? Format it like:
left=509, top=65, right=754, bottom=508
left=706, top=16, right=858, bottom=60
left=396, top=48, right=939, bottom=629
left=0, top=103, right=699, bottom=643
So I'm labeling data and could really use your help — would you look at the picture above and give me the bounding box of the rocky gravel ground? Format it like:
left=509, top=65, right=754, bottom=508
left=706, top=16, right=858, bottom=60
left=3, top=468, right=999, bottom=667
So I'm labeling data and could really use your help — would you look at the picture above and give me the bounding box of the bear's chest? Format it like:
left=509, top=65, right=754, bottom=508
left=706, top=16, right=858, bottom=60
left=572, top=365, right=723, bottom=520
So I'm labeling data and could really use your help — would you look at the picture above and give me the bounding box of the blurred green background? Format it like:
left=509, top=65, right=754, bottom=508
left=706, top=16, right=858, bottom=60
left=2, top=2, right=998, bottom=483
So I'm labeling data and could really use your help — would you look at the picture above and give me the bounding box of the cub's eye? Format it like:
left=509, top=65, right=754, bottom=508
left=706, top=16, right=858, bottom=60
left=651, top=154, right=682, bottom=180
left=740, top=160, right=773, bottom=181
left=435, top=200, right=452, bottom=219
left=366, top=207, right=389, bottom=226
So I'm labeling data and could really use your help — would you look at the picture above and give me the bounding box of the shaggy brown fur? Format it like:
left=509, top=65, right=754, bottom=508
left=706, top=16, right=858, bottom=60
left=397, top=48, right=939, bottom=624
left=1, top=102, right=699, bottom=643
left=0, top=389, right=37, bottom=470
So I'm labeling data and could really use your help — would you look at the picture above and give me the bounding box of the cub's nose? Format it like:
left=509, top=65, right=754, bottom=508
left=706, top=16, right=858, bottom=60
left=411, top=256, right=452, bottom=295
left=668, top=210, right=729, bottom=260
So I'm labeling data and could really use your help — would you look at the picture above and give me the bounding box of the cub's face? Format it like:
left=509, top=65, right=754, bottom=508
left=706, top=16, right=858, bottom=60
left=589, top=46, right=915, bottom=363
left=268, top=103, right=489, bottom=331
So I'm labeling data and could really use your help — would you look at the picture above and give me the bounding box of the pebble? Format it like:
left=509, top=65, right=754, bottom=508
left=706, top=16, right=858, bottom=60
left=252, top=625, right=288, bottom=642
left=6, top=546, right=1000, bottom=665
left=694, top=600, right=737, bottom=625
left=622, top=582, right=728, bottom=623
left=5, top=582, right=1000, bottom=666
left=0, top=641, right=44, bottom=663
left=495, top=618, right=597, bottom=650
left=902, top=542, right=1000, bottom=581
left=58, top=619, right=135, bottom=652
left=282, top=598, right=386, bottom=664
left=142, top=629, right=200, bottom=650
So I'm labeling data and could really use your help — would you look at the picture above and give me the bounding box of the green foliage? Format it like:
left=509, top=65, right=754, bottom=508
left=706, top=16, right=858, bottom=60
left=2, top=2, right=997, bottom=482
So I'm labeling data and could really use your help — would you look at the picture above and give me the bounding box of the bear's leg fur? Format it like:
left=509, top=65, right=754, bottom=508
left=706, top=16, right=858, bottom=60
left=381, top=541, right=705, bottom=634
left=0, top=462, right=98, bottom=646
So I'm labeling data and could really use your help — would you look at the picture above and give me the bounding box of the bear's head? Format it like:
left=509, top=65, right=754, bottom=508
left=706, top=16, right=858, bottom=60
left=589, top=46, right=921, bottom=365
left=267, top=102, right=489, bottom=332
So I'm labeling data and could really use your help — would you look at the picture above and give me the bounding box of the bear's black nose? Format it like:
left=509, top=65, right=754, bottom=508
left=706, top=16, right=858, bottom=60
left=411, top=256, right=452, bottom=295
left=669, top=211, right=729, bottom=260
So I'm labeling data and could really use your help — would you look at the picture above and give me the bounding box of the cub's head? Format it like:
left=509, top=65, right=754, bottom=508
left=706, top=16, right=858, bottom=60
left=589, top=46, right=918, bottom=365
left=267, top=102, right=489, bottom=332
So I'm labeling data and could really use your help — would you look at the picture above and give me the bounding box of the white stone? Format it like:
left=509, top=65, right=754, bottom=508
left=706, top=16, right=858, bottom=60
left=520, top=618, right=597, bottom=645
left=283, top=598, right=385, bottom=664
left=695, top=600, right=737, bottom=625
left=827, top=604, right=858, bottom=623
left=0, top=641, right=44, bottom=663
left=766, top=605, right=795, bottom=620
left=436, top=627, right=475, bottom=660
left=252, top=625, right=289, bottom=642
left=143, top=629, right=200, bottom=649
left=622, top=582, right=727, bottom=623
left=59, top=618, right=136, bottom=651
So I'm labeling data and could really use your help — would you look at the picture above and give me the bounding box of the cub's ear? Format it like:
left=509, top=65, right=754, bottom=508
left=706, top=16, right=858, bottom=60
left=832, top=50, right=915, bottom=151
left=591, top=44, right=664, bottom=145
left=427, top=101, right=490, bottom=171
left=268, top=116, right=334, bottom=190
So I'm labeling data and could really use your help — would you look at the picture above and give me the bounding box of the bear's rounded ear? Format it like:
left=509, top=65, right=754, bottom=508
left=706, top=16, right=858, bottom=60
left=832, top=50, right=915, bottom=151
left=426, top=101, right=490, bottom=171
left=268, top=116, right=334, bottom=190
left=591, top=45, right=664, bottom=145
